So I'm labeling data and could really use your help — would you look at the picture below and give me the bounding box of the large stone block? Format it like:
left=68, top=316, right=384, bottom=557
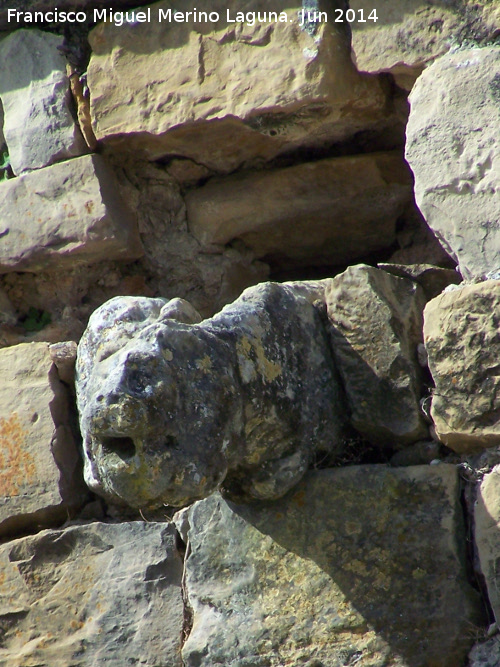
left=0, top=521, right=184, bottom=666
left=350, top=1, right=500, bottom=89
left=0, top=342, right=86, bottom=537
left=186, top=152, right=412, bottom=267
left=0, top=154, right=143, bottom=272
left=0, top=29, right=87, bottom=175
left=176, top=465, right=482, bottom=667
left=326, top=264, right=427, bottom=446
left=87, top=0, right=394, bottom=172
left=424, top=280, right=500, bottom=452
left=406, top=46, right=500, bottom=279
left=76, top=283, right=345, bottom=508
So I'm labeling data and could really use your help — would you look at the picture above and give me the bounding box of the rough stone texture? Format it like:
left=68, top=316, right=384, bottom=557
left=469, top=636, right=500, bottom=667
left=87, top=0, right=398, bottom=172
left=0, top=154, right=143, bottom=273
left=406, top=46, right=500, bottom=280
left=116, top=160, right=269, bottom=317
left=0, top=29, right=87, bottom=175
left=176, top=465, right=482, bottom=667
left=186, top=152, right=412, bottom=268
left=0, top=521, right=184, bottom=666
left=378, top=263, right=461, bottom=300
left=49, top=341, right=78, bottom=387
left=0, top=342, right=86, bottom=538
left=474, top=465, right=500, bottom=625
left=76, top=283, right=345, bottom=509
left=326, top=264, right=427, bottom=446
left=424, top=280, right=500, bottom=452
left=350, top=1, right=500, bottom=89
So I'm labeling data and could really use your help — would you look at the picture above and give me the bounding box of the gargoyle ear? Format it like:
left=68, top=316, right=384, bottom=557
left=159, top=298, right=202, bottom=325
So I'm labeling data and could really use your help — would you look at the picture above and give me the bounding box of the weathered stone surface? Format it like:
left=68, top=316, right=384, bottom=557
left=350, top=1, right=500, bottom=89
left=0, top=342, right=86, bottom=537
left=424, top=280, right=500, bottom=452
left=378, top=263, right=461, bottom=300
left=0, top=521, right=184, bottom=666
left=116, top=160, right=270, bottom=318
left=326, top=264, right=427, bottom=446
left=76, top=283, right=345, bottom=508
left=187, top=152, right=412, bottom=267
left=0, top=154, right=143, bottom=273
left=49, top=341, right=78, bottom=386
left=87, top=0, right=396, bottom=172
left=475, top=466, right=500, bottom=625
left=176, top=465, right=482, bottom=667
left=469, top=636, right=500, bottom=667
left=406, top=47, right=500, bottom=280
left=0, top=29, right=87, bottom=175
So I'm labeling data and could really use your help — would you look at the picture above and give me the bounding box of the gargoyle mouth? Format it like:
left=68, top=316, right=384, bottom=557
left=101, top=436, right=137, bottom=459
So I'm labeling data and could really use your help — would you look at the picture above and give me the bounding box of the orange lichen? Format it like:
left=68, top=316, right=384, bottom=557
left=0, top=413, right=37, bottom=496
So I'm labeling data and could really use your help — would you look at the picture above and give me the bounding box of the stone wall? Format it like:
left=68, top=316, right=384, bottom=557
left=0, top=2, right=498, bottom=665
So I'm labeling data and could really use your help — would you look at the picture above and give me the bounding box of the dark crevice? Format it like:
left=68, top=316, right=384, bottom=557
left=459, top=472, right=494, bottom=627
left=175, top=529, right=194, bottom=654
left=268, top=239, right=400, bottom=282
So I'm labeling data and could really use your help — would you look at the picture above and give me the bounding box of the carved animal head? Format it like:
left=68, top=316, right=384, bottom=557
left=76, top=296, right=243, bottom=508
left=76, top=284, right=345, bottom=510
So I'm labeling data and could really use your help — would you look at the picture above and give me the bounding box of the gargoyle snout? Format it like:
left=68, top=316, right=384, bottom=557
left=89, top=392, right=149, bottom=436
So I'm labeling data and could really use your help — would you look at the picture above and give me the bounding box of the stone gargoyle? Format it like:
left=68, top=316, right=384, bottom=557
left=76, top=282, right=345, bottom=508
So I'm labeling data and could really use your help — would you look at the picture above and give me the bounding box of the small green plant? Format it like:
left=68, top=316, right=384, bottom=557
left=20, top=307, right=52, bottom=332
left=0, top=149, right=12, bottom=182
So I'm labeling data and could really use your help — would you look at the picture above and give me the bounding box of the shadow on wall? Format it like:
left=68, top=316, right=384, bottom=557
left=225, top=466, right=486, bottom=667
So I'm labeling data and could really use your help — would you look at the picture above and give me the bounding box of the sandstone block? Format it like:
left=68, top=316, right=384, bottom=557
left=0, top=29, right=87, bottom=175
left=326, top=264, right=427, bottom=446
left=76, top=283, right=345, bottom=508
left=186, top=152, right=412, bottom=268
left=350, top=1, right=500, bottom=89
left=0, top=154, right=143, bottom=272
left=475, top=465, right=500, bottom=625
left=424, top=280, right=500, bottom=452
left=0, top=521, right=184, bottom=666
left=87, top=0, right=394, bottom=172
left=176, top=465, right=482, bottom=667
left=0, top=342, right=86, bottom=537
left=406, top=46, right=500, bottom=279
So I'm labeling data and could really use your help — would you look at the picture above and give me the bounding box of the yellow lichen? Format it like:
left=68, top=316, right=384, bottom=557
left=0, top=413, right=37, bottom=497
left=196, top=355, right=212, bottom=372
left=237, top=335, right=282, bottom=383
